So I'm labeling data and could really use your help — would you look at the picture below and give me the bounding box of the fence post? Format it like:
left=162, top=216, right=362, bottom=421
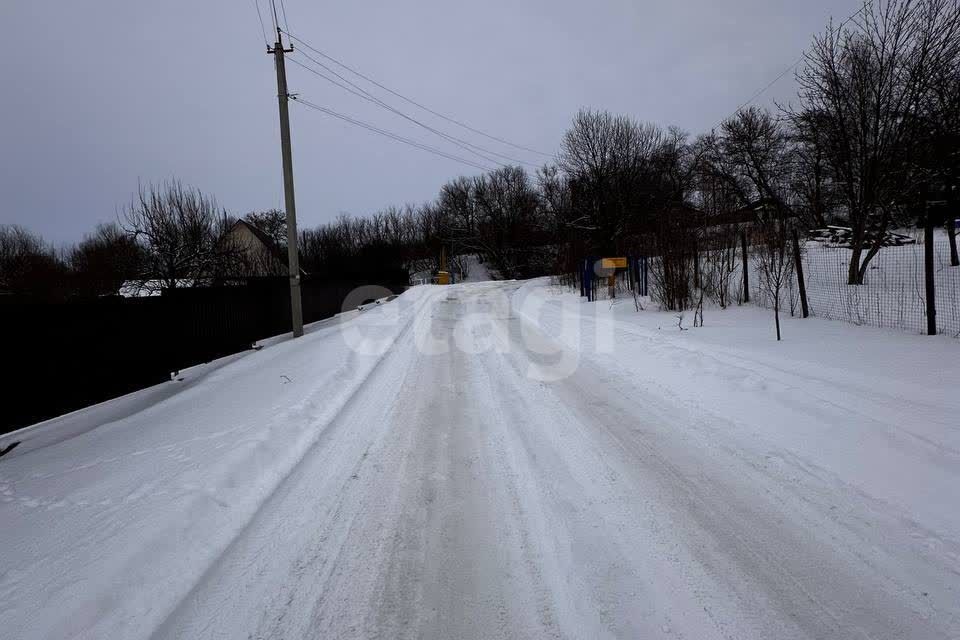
left=579, top=258, right=586, bottom=297
left=642, top=256, right=648, bottom=297
left=586, top=257, right=593, bottom=302
left=792, top=228, right=809, bottom=318
left=924, top=206, right=937, bottom=335
left=741, top=229, right=750, bottom=303
left=638, top=256, right=644, bottom=296
left=634, top=256, right=640, bottom=295
left=586, top=258, right=592, bottom=300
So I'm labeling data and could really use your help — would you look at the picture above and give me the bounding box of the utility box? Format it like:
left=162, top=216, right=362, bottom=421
left=436, top=271, right=451, bottom=285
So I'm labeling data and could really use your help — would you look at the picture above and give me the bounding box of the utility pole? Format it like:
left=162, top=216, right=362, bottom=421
left=269, top=29, right=304, bottom=337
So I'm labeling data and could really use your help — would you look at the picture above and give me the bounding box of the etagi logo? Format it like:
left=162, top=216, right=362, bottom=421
left=337, top=283, right=615, bottom=382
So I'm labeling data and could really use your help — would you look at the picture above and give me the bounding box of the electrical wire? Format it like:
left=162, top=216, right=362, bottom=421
left=287, top=55, right=505, bottom=167
left=252, top=0, right=269, bottom=47
left=291, top=96, right=497, bottom=172
left=268, top=0, right=280, bottom=37
left=713, top=0, right=870, bottom=128
left=278, top=0, right=290, bottom=34
left=281, top=28, right=554, bottom=158
left=287, top=52, right=538, bottom=168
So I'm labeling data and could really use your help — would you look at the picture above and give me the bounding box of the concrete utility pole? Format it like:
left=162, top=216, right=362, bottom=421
left=269, top=30, right=304, bottom=337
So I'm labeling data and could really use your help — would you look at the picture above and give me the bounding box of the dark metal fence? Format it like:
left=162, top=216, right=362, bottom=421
left=0, top=273, right=407, bottom=436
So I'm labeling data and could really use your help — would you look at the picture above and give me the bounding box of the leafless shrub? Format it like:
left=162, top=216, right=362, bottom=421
left=700, top=227, right=741, bottom=308
left=752, top=218, right=796, bottom=340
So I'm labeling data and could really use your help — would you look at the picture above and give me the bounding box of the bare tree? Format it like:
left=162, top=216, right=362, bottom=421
left=244, top=209, right=287, bottom=247
left=721, top=107, right=795, bottom=218
left=121, top=180, right=233, bottom=292
left=789, top=112, right=838, bottom=229
left=0, top=225, right=68, bottom=297
left=70, top=223, right=145, bottom=296
left=752, top=216, right=796, bottom=340
left=919, top=57, right=960, bottom=264
left=470, top=166, right=543, bottom=279
left=559, top=109, right=667, bottom=253
left=791, top=0, right=960, bottom=283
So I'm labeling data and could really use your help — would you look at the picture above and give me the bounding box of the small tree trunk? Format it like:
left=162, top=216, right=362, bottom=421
left=642, top=257, right=648, bottom=297
left=774, top=293, right=782, bottom=341
left=947, top=220, right=959, bottom=267
left=693, top=241, right=700, bottom=290
left=857, top=241, right=883, bottom=284
left=847, top=244, right=863, bottom=285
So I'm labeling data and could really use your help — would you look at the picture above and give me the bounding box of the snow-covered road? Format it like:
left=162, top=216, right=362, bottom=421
left=2, top=280, right=959, bottom=639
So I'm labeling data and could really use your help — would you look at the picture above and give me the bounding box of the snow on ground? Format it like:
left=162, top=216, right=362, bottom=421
left=458, top=254, right=494, bottom=282
left=1, top=279, right=959, bottom=639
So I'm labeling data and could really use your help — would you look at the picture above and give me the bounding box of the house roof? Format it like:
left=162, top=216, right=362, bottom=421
left=228, top=219, right=308, bottom=275
left=687, top=198, right=795, bottom=228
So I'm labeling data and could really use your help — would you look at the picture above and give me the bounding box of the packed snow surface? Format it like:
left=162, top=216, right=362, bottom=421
left=1, top=279, right=958, bottom=639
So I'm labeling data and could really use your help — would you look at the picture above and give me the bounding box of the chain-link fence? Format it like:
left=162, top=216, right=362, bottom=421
left=797, top=240, right=959, bottom=337
left=569, top=234, right=960, bottom=338
left=746, top=239, right=960, bottom=337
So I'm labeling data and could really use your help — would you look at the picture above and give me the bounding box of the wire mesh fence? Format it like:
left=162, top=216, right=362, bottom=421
left=747, top=239, right=960, bottom=337
left=798, top=240, right=959, bottom=337
left=570, top=235, right=960, bottom=338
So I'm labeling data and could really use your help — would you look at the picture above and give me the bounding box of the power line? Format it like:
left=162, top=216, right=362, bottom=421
left=278, top=0, right=290, bottom=33
left=290, top=96, right=497, bottom=172
left=291, top=49, right=539, bottom=167
left=287, top=51, right=539, bottom=168
left=251, top=0, right=269, bottom=47
left=268, top=0, right=280, bottom=36
left=281, top=28, right=554, bottom=158
left=712, top=0, right=869, bottom=129
left=286, top=55, right=505, bottom=167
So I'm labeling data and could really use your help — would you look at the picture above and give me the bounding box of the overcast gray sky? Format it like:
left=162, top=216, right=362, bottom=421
left=0, top=0, right=855, bottom=245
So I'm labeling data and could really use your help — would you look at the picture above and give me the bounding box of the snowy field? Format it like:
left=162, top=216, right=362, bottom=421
left=1, top=279, right=959, bottom=639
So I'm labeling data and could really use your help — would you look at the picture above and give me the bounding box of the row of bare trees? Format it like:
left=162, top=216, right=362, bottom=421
left=5, top=0, right=956, bottom=316
left=297, top=165, right=559, bottom=282
left=791, top=0, right=960, bottom=283
left=550, top=0, right=960, bottom=337
left=1, top=182, right=289, bottom=299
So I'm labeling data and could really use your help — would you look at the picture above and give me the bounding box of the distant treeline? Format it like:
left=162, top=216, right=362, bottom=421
left=3, top=0, right=958, bottom=300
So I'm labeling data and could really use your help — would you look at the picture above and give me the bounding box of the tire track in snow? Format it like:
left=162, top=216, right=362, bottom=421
left=511, top=291, right=956, bottom=638
left=146, top=289, right=437, bottom=640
